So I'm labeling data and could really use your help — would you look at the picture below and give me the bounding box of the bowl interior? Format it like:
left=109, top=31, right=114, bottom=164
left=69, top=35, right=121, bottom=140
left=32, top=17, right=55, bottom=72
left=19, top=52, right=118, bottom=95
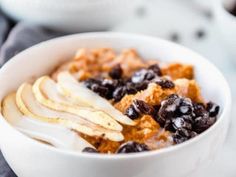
left=0, top=32, right=230, bottom=156
left=0, top=33, right=229, bottom=108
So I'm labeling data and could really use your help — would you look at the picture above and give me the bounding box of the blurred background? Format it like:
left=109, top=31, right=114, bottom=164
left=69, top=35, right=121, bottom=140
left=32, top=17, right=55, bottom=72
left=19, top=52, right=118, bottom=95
left=0, top=0, right=235, bottom=177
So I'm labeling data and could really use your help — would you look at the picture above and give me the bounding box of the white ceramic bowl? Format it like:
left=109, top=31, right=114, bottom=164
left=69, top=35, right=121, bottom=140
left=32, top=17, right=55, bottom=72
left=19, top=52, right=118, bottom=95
left=0, top=0, right=141, bottom=32
left=214, top=0, right=236, bottom=58
left=0, top=32, right=231, bottom=177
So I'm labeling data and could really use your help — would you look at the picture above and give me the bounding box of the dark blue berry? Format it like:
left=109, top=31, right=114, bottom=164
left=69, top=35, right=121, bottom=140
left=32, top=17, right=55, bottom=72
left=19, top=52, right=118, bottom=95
left=133, top=100, right=154, bottom=115
left=148, top=64, right=162, bottom=76
left=206, top=102, right=220, bottom=117
left=113, top=86, right=127, bottom=102
left=131, top=69, right=156, bottom=83
left=155, top=79, right=175, bottom=89
left=109, top=64, right=123, bottom=79
left=116, top=141, right=149, bottom=153
left=125, top=105, right=140, bottom=120
left=82, top=147, right=98, bottom=153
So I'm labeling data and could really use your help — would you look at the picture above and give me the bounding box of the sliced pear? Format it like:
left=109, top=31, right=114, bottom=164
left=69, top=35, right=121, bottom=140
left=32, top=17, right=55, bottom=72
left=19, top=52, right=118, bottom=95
left=32, top=76, right=122, bottom=131
left=57, top=71, right=136, bottom=126
left=15, top=83, right=124, bottom=142
left=1, top=93, right=94, bottom=151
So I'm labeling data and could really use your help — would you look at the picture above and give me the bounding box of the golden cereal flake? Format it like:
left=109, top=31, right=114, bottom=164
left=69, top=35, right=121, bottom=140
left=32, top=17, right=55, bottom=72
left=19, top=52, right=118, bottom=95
left=162, top=63, right=194, bottom=80
left=174, top=78, right=203, bottom=103
left=52, top=48, right=150, bottom=81
left=115, top=83, right=176, bottom=114
left=114, top=94, right=134, bottom=113
left=135, top=83, right=165, bottom=105
left=81, top=115, right=171, bottom=153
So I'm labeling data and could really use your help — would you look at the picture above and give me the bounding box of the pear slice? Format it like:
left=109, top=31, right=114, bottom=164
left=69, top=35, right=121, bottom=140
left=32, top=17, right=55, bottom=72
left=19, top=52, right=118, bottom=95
left=32, top=76, right=122, bottom=131
left=57, top=72, right=136, bottom=126
left=1, top=93, right=94, bottom=151
left=15, top=83, right=124, bottom=142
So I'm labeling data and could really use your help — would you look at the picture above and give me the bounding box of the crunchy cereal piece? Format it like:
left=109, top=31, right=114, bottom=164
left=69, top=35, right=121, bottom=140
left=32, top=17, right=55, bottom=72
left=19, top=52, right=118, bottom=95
left=103, top=49, right=148, bottom=77
left=114, top=94, right=134, bottom=113
left=97, top=140, right=121, bottom=154
left=174, top=78, right=203, bottom=103
left=115, top=83, right=176, bottom=113
left=145, top=129, right=173, bottom=150
left=123, top=115, right=160, bottom=142
left=81, top=115, right=163, bottom=153
left=162, top=63, right=194, bottom=80
left=52, top=48, right=150, bottom=81
left=135, top=83, right=164, bottom=105
left=133, top=83, right=176, bottom=105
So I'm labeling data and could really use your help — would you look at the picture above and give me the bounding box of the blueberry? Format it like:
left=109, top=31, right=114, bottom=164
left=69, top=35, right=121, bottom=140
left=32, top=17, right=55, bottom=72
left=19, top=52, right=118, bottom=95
left=82, top=147, right=98, bottom=153
left=158, top=94, right=181, bottom=120
left=206, top=102, right=220, bottom=117
left=193, top=102, right=206, bottom=117
left=116, top=141, right=150, bottom=153
left=155, top=79, right=175, bottom=89
left=131, top=69, right=156, bottom=83
left=84, top=78, right=102, bottom=89
left=125, top=105, right=140, bottom=120
left=154, top=116, right=166, bottom=127
left=133, top=81, right=149, bottom=91
left=193, top=114, right=216, bottom=133
left=173, top=129, right=189, bottom=144
left=178, top=128, right=191, bottom=138
left=84, top=78, right=113, bottom=99
left=173, top=129, right=198, bottom=144
left=126, top=82, right=138, bottom=94
left=178, top=98, right=193, bottom=115
left=109, top=64, right=123, bottom=79
left=152, top=105, right=166, bottom=126
left=164, top=119, right=175, bottom=132
left=190, top=131, right=198, bottom=138
left=101, top=79, right=117, bottom=90
left=172, top=117, right=192, bottom=130
left=113, top=86, right=127, bottom=102
left=148, top=64, right=162, bottom=76
left=181, top=115, right=194, bottom=124
left=90, top=84, right=110, bottom=98
left=133, top=100, right=155, bottom=115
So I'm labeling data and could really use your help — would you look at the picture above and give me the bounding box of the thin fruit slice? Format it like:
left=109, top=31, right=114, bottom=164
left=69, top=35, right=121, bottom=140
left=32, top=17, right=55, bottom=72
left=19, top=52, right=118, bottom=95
left=57, top=72, right=136, bottom=126
left=1, top=93, right=94, bottom=151
left=16, top=83, right=124, bottom=141
left=32, top=76, right=122, bottom=131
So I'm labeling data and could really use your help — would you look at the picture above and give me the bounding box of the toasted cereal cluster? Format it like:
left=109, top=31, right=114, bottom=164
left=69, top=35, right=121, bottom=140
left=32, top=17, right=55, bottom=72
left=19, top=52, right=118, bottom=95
left=52, top=48, right=219, bottom=154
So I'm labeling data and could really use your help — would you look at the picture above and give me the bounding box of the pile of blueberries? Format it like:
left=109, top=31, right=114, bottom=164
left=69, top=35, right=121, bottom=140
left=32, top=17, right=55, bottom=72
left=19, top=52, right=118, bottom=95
left=125, top=94, right=219, bottom=144
left=84, top=64, right=175, bottom=102
left=156, top=94, right=219, bottom=144
left=83, top=64, right=220, bottom=153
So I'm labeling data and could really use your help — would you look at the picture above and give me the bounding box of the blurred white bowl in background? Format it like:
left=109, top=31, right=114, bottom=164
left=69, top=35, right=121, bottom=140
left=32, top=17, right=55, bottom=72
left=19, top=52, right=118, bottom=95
left=193, top=0, right=216, bottom=11
left=214, top=0, right=236, bottom=58
left=0, top=0, right=142, bottom=32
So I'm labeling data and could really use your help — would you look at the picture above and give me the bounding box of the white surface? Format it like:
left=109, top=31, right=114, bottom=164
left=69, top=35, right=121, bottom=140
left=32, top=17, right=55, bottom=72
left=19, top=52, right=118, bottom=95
left=0, top=0, right=141, bottom=32
left=0, top=33, right=231, bottom=177
left=214, top=0, right=236, bottom=57
left=112, top=0, right=236, bottom=176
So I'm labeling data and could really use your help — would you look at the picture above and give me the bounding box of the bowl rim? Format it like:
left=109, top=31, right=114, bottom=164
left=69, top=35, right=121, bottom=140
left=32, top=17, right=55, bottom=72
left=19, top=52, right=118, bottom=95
left=0, top=32, right=232, bottom=160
